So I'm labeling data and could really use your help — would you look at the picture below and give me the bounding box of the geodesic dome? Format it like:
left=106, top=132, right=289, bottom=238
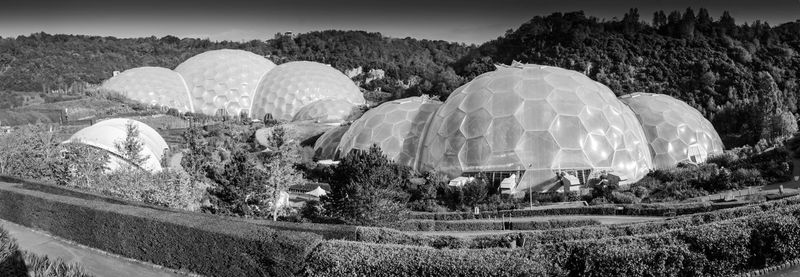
left=175, top=49, right=276, bottom=116
left=250, top=61, right=365, bottom=121
left=293, top=99, right=356, bottom=123
left=619, top=93, right=724, bottom=169
left=314, top=125, right=349, bottom=160
left=102, top=67, right=193, bottom=113
left=337, top=97, right=442, bottom=168
left=65, top=118, right=167, bottom=172
left=419, top=64, right=652, bottom=192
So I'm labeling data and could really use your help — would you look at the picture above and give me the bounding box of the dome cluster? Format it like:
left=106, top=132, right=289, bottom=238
left=319, top=63, right=724, bottom=192
left=101, top=49, right=364, bottom=123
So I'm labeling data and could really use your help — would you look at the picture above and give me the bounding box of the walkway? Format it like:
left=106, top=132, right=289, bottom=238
left=1, top=219, right=193, bottom=277
left=406, top=215, right=662, bottom=237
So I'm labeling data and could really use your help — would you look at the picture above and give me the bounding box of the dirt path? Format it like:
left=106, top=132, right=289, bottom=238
left=1, top=219, right=193, bottom=277
left=405, top=215, right=663, bottom=237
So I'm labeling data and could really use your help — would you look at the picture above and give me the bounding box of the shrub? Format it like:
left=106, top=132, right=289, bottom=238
left=748, top=213, right=800, bottom=267
left=324, top=145, right=412, bottom=226
left=305, top=240, right=547, bottom=277
left=676, top=221, right=753, bottom=276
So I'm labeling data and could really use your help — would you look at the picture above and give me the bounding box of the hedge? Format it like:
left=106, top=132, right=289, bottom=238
left=0, top=181, right=326, bottom=276
left=532, top=207, right=800, bottom=276
left=408, top=201, right=747, bottom=221
left=393, top=218, right=600, bottom=232
left=305, top=240, right=547, bottom=277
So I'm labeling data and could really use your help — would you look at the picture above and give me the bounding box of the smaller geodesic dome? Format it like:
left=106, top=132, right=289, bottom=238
left=619, top=93, right=724, bottom=169
left=175, top=49, right=276, bottom=116
left=314, top=125, right=349, bottom=160
left=337, top=97, right=442, bottom=168
left=102, top=67, right=193, bottom=112
left=293, top=99, right=355, bottom=123
left=250, top=61, right=365, bottom=121
left=65, top=118, right=167, bottom=172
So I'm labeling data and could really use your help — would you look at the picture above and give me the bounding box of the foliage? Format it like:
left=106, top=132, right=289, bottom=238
left=1, top=226, right=93, bottom=277
left=324, top=145, right=412, bottom=226
left=113, top=121, right=147, bottom=166
left=305, top=240, right=547, bottom=277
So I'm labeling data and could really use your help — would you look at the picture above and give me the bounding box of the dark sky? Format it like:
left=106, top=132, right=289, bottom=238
left=1, top=0, right=798, bottom=44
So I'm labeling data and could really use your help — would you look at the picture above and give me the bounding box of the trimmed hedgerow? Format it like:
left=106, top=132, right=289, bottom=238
left=0, top=181, right=328, bottom=276
left=392, top=218, right=600, bottom=232
left=305, top=240, right=547, bottom=277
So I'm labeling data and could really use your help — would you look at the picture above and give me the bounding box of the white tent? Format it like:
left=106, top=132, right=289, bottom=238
left=306, top=186, right=328, bottom=197
left=448, top=176, right=474, bottom=187
left=500, top=174, right=517, bottom=190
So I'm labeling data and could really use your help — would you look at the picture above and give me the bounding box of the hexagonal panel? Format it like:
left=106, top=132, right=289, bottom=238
left=489, top=92, right=523, bottom=117
left=547, top=89, right=585, bottom=115
left=549, top=116, right=588, bottom=149
left=461, top=109, right=493, bottom=139
left=488, top=116, right=523, bottom=152
left=516, top=100, right=557, bottom=131
left=516, top=131, right=559, bottom=169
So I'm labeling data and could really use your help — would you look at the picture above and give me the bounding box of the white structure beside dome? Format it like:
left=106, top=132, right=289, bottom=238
left=65, top=118, right=168, bottom=173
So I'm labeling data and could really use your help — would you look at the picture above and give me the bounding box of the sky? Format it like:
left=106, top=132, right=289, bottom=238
left=1, top=0, right=799, bottom=45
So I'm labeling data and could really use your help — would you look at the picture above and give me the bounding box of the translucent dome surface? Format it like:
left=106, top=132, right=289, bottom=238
left=175, top=49, right=276, bottom=116
left=65, top=118, right=167, bottom=172
left=314, top=125, right=349, bottom=160
left=338, top=97, right=442, bottom=167
left=293, top=99, right=355, bottom=123
left=250, top=61, right=365, bottom=121
left=619, top=93, right=724, bottom=169
left=102, top=67, right=193, bottom=112
left=420, top=64, right=652, bottom=191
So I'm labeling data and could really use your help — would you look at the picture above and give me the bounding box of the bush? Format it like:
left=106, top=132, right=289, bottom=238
left=676, top=221, right=753, bottom=276
left=1, top=225, right=92, bottom=277
left=324, top=145, right=412, bottom=226
left=748, top=213, right=800, bottom=267
left=305, top=240, right=547, bottom=277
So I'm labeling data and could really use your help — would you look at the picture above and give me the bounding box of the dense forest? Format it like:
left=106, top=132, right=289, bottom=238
left=1, top=8, right=799, bottom=147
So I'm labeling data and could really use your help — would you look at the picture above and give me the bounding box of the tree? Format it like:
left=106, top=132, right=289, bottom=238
left=324, top=145, right=411, bottom=226
left=114, top=121, right=148, bottom=167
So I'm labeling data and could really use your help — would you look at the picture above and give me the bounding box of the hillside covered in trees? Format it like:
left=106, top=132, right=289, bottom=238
left=1, top=8, right=799, bottom=147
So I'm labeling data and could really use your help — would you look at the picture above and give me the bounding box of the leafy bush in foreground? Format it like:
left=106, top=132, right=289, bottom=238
left=1, top=225, right=92, bottom=277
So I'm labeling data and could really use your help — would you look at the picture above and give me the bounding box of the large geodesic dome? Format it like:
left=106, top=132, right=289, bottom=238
left=337, top=97, right=441, bottom=167
left=250, top=61, right=365, bottom=121
left=65, top=118, right=167, bottom=173
left=102, top=67, right=193, bottom=113
left=419, top=64, right=652, bottom=191
left=314, top=125, right=349, bottom=160
left=293, top=99, right=356, bottom=123
left=619, top=93, right=724, bottom=169
left=175, top=49, right=276, bottom=116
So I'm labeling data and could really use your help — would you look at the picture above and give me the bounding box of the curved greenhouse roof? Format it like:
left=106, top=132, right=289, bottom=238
left=65, top=118, right=167, bottom=172
left=337, top=97, right=441, bottom=167
left=419, top=63, right=652, bottom=191
left=250, top=61, right=365, bottom=121
left=175, top=49, right=276, bottom=116
left=619, top=92, right=724, bottom=169
left=102, top=67, right=193, bottom=113
left=314, top=125, right=349, bottom=160
left=293, top=99, right=356, bottom=123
